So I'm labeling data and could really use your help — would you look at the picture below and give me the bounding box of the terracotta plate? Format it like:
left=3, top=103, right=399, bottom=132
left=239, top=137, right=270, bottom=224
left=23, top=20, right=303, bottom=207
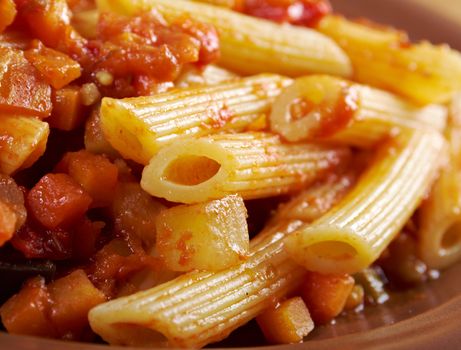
left=1, top=0, right=461, bottom=349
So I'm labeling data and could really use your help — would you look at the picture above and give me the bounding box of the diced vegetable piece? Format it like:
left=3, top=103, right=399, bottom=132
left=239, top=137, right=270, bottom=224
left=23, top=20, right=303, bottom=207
left=15, top=0, right=87, bottom=57
left=0, top=48, right=52, bottom=118
left=11, top=222, right=73, bottom=260
left=353, top=267, right=389, bottom=304
left=300, top=271, right=354, bottom=324
left=155, top=194, right=249, bottom=271
left=111, top=182, right=166, bottom=247
left=47, top=86, right=86, bottom=131
left=47, top=269, right=106, bottom=339
left=27, top=173, right=92, bottom=229
left=56, top=150, right=118, bottom=207
left=0, top=174, right=26, bottom=230
left=72, top=218, right=104, bottom=260
left=344, top=284, right=364, bottom=311
left=256, top=297, right=314, bottom=344
left=24, top=44, right=81, bottom=89
left=0, top=200, right=16, bottom=246
left=84, top=107, right=119, bottom=157
left=0, top=0, right=16, bottom=33
left=0, top=276, right=57, bottom=337
left=0, top=114, right=50, bottom=175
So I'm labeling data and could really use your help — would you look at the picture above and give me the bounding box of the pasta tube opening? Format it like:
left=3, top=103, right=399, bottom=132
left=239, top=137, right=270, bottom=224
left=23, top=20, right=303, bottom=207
left=163, top=155, right=222, bottom=186
left=141, top=132, right=350, bottom=203
left=270, top=75, right=447, bottom=147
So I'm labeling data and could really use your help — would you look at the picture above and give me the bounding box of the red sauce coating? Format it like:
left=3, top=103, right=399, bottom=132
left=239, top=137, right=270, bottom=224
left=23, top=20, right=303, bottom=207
left=243, top=0, right=331, bottom=27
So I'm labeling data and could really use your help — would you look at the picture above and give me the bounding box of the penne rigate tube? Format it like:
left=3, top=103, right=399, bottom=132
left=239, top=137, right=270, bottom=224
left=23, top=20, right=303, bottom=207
left=285, top=129, right=446, bottom=275
left=101, top=74, right=291, bottom=164
left=316, top=15, right=461, bottom=105
left=0, top=114, right=49, bottom=175
left=96, top=0, right=353, bottom=78
left=89, top=174, right=353, bottom=348
left=140, top=132, right=351, bottom=203
left=270, top=75, right=447, bottom=147
left=174, top=64, right=239, bottom=88
left=418, top=95, right=461, bottom=269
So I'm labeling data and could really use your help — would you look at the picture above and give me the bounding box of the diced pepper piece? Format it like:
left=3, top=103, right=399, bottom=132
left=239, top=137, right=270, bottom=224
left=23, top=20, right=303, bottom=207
left=47, top=86, right=85, bottom=131
left=0, top=276, right=57, bottom=337
left=0, top=48, right=52, bottom=118
left=47, top=269, right=105, bottom=340
left=257, top=297, right=314, bottom=344
left=0, top=0, right=16, bottom=34
left=300, top=271, right=354, bottom=324
left=25, top=43, right=81, bottom=89
left=56, top=150, right=118, bottom=208
left=27, top=173, right=92, bottom=229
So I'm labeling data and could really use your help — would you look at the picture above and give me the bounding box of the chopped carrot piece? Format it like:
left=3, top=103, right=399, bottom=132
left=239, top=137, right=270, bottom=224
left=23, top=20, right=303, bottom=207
left=0, top=47, right=52, bottom=118
left=47, top=86, right=85, bottom=131
left=0, top=0, right=16, bottom=34
left=0, top=276, right=57, bottom=337
left=47, top=269, right=106, bottom=340
left=56, top=150, right=118, bottom=207
left=300, top=271, right=354, bottom=324
left=27, top=173, right=92, bottom=229
left=257, top=297, right=314, bottom=344
left=25, top=43, right=81, bottom=89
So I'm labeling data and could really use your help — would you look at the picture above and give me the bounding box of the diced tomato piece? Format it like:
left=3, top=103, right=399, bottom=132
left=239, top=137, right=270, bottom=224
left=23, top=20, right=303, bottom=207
left=0, top=47, right=52, bottom=118
left=11, top=221, right=73, bottom=260
left=47, top=270, right=105, bottom=340
left=47, top=86, right=85, bottom=131
left=172, top=18, right=220, bottom=65
left=25, top=42, right=81, bottom=89
left=15, top=0, right=87, bottom=58
left=257, top=297, right=314, bottom=344
left=26, top=173, right=92, bottom=229
left=0, top=0, right=17, bottom=34
left=300, top=271, right=354, bottom=324
left=56, top=150, right=118, bottom=207
left=0, top=276, right=57, bottom=338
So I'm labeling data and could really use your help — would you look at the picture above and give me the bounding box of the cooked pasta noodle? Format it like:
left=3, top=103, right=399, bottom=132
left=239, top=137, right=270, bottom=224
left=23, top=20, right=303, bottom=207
left=96, top=0, right=353, bottom=77
left=140, top=132, right=351, bottom=203
left=285, top=129, right=446, bottom=274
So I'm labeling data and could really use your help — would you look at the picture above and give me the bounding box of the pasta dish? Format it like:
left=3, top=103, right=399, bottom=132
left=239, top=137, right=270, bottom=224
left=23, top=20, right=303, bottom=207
left=0, top=0, right=461, bottom=347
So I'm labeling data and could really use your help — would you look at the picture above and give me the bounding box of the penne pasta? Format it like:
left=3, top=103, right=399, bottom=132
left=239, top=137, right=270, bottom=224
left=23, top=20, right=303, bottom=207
left=0, top=114, right=49, bottom=175
left=96, top=0, right=353, bottom=78
left=270, top=75, right=447, bottom=147
left=271, top=172, right=357, bottom=224
left=316, top=15, right=461, bottom=105
left=175, top=65, right=239, bottom=88
left=101, top=74, right=291, bottom=164
left=418, top=95, right=461, bottom=269
left=141, top=132, right=351, bottom=203
left=285, top=129, right=446, bottom=275
left=89, top=173, right=353, bottom=348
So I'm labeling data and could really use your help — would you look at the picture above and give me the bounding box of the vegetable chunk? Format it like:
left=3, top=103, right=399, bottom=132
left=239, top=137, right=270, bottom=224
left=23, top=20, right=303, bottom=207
left=155, top=194, right=249, bottom=271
